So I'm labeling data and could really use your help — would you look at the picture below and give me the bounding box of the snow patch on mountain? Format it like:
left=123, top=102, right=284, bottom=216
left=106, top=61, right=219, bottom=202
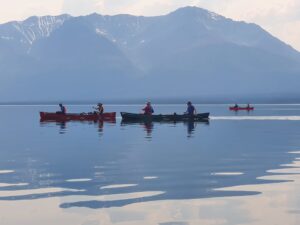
left=208, top=12, right=222, bottom=21
left=95, top=28, right=108, bottom=36
left=12, top=15, right=70, bottom=45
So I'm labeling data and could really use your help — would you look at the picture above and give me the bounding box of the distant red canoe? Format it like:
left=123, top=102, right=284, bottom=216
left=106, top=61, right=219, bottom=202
left=40, top=112, right=116, bottom=121
left=229, top=107, right=254, bottom=111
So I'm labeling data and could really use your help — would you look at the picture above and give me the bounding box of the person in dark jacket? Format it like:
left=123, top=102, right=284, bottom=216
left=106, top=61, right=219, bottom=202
left=56, top=103, right=66, bottom=114
left=186, top=101, right=196, bottom=115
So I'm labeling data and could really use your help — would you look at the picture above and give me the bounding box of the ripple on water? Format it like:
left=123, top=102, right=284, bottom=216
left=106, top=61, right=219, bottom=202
left=65, top=178, right=92, bottom=182
left=0, top=170, right=14, bottom=174
left=211, top=172, right=244, bottom=176
left=100, top=184, right=138, bottom=189
left=211, top=116, right=300, bottom=120
left=143, top=176, right=158, bottom=180
left=61, top=191, right=165, bottom=203
left=0, top=183, right=28, bottom=188
left=0, top=187, right=84, bottom=197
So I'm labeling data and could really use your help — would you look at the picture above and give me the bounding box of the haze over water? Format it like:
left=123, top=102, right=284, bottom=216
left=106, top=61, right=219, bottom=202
left=1, top=104, right=300, bottom=225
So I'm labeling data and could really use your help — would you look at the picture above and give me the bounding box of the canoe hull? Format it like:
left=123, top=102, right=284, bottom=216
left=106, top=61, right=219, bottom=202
left=121, top=112, right=209, bottom=122
left=40, top=112, right=116, bottom=121
left=229, top=107, right=254, bottom=111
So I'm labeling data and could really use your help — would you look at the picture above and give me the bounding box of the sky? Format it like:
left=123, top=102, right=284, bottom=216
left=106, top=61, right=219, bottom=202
left=0, top=0, right=299, bottom=51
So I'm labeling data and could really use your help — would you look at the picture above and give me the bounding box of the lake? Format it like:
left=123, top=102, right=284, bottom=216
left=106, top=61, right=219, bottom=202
left=1, top=104, right=300, bottom=225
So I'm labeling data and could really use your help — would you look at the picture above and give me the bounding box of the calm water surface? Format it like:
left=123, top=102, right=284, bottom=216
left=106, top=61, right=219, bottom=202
left=1, top=104, right=300, bottom=225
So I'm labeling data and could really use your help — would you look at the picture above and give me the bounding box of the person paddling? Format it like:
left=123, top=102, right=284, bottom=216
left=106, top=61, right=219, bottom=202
left=93, top=103, right=104, bottom=115
left=142, top=102, right=154, bottom=115
left=186, top=101, right=196, bottom=115
left=57, top=103, right=66, bottom=114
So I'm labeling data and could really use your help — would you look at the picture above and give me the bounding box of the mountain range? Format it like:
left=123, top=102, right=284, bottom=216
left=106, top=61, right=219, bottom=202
left=1, top=6, right=300, bottom=103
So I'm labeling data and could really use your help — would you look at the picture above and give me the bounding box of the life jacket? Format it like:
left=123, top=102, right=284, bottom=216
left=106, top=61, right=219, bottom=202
left=144, top=105, right=154, bottom=115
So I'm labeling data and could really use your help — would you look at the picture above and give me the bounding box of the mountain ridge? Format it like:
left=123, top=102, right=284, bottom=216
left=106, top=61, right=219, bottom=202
left=0, top=6, right=300, bottom=102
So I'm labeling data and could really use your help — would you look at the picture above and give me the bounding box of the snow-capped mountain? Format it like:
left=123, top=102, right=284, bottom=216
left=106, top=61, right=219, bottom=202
left=0, top=14, right=70, bottom=53
left=0, top=6, right=300, bottom=102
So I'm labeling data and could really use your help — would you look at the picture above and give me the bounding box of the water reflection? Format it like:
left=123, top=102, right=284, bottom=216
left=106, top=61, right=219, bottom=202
left=121, top=121, right=154, bottom=139
left=186, top=121, right=195, bottom=138
left=143, top=121, right=154, bottom=138
left=121, top=120, right=209, bottom=139
left=231, top=109, right=254, bottom=116
left=1, top=119, right=295, bottom=211
left=40, top=120, right=116, bottom=135
left=185, top=121, right=209, bottom=138
left=98, top=121, right=104, bottom=135
left=58, top=122, right=66, bottom=134
left=1, top=105, right=300, bottom=214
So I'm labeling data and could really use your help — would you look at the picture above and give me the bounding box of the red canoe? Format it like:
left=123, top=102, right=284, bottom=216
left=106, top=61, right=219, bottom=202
left=40, top=112, right=116, bottom=121
left=229, top=107, right=254, bottom=111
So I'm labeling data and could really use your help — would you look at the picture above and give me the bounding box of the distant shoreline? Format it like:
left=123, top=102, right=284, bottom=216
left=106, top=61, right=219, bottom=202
left=1, top=100, right=300, bottom=105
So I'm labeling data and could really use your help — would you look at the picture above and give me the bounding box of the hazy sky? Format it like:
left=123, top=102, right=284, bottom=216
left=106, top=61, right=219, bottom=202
left=0, top=0, right=299, bottom=51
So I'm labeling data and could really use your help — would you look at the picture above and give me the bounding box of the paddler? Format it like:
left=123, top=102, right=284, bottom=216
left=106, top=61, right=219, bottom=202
left=142, top=102, right=154, bottom=115
left=57, top=103, right=66, bottom=114
left=93, top=103, right=104, bottom=115
left=186, top=101, right=196, bottom=115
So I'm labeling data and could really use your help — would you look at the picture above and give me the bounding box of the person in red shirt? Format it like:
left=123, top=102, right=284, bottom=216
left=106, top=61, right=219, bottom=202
left=142, top=102, right=154, bottom=115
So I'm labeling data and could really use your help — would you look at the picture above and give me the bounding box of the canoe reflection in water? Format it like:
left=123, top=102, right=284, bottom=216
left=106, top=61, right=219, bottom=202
left=143, top=121, right=153, bottom=138
left=121, top=120, right=209, bottom=138
left=187, top=121, right=195, bottom=137
left=40, top=119, right=116, bottom=135
left=58, top=121, right=66, bottom=134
